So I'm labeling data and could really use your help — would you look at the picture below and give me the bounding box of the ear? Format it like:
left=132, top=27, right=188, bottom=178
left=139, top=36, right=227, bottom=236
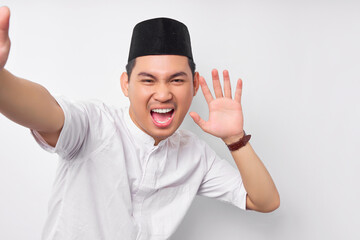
left=120, top=72, right=129, bottom=97
left=193, top=72, right=200, bottom=96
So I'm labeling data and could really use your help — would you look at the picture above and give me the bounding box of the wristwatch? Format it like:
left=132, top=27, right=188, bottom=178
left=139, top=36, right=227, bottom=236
left=226, top=131, right=251, bottom=151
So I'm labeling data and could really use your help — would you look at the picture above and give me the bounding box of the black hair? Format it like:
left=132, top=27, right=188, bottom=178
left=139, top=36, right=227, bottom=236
left=125, top=57, right=196, bottom=80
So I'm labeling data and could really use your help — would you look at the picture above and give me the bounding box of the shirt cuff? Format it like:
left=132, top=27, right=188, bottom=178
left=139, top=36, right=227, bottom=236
left=232, top=186, right=248, bottom=211
left=30, top=129, right=56, bottom=153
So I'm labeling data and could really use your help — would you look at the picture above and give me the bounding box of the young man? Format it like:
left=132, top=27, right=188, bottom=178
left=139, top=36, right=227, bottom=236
left=0, top=6, right=279, bottom=240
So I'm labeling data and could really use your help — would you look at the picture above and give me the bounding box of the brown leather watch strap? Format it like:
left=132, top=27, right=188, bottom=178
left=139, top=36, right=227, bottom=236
left=226, top=131, right=251, bottom=151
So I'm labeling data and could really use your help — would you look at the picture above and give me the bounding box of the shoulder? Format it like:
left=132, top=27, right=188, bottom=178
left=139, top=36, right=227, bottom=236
left=55, top=96, right=126, bottom=124
left=174, top=129, right=201, bottom=144
left=171, top=129, right=210, bottom=153
left=168, top=130, right=219, bottom=174
left=177, top=129, right=220, bottom=158
left=54, top=96, right=130, bottom=145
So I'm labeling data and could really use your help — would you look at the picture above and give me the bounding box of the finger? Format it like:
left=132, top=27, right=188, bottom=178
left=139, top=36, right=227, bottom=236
left=223, top=70, right=232, bottom=98
left=0, top=6, right=10, bottom=43
left=199, top=76, right=214, bottom=104
left=234, top=78, right=243, bottom=103
left=189, top=112, right=208, bottom=131
left=212, top=69, right=223, bottom=98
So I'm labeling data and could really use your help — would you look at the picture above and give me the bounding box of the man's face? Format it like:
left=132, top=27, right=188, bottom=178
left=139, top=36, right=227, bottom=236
left=121, top=55, right=199, bottom=145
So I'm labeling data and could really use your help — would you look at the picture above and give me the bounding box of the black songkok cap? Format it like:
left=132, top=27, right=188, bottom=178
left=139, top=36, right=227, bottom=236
left=128, top=17, right=193, bottom=62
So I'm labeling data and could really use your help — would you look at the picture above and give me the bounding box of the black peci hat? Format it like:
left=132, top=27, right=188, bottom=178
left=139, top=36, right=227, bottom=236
left=128, top=17, right=193, bottom=62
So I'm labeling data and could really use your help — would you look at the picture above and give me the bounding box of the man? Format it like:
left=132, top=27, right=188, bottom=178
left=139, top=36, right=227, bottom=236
left=0, top=6, right=279, bottom=240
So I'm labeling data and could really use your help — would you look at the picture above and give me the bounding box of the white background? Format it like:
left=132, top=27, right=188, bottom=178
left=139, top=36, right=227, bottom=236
left=0, top=0, right=359, bottom=239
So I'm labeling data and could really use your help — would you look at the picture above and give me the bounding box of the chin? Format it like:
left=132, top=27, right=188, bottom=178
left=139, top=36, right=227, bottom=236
left=153, top=129, right=176, bottom=139
left=149, top=126, right=178, bottom=142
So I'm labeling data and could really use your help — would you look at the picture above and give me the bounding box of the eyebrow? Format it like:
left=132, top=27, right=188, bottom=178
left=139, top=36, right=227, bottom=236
left=137, top=71, right=188, bottom=80
left=138, top=72, right=156, bottom=79
left=169, top=72, right=188, bottom=79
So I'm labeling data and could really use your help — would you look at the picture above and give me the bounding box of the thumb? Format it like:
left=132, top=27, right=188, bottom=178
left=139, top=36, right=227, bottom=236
left=0, top=6, right=11, bottom=70
left=0, top=6, right=10, bottom=43
left=189, top=112, right=207, bottom=131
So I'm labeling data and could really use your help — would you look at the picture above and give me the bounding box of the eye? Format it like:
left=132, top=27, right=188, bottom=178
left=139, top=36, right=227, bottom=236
left=141, top=79, right=154, bottom=84
left=171, top=79, right=185, bottom=83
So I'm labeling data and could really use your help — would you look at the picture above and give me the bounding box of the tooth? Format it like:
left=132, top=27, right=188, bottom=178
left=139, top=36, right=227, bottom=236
left=152, top=108, right=172, bottom=113
left=154, top=117, right=172, bottom=124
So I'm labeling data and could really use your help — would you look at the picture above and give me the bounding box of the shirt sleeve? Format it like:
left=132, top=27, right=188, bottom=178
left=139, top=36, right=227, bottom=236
left=30, top=96, right=92, bottom=160
left=197, top=143, right=248, bottom=210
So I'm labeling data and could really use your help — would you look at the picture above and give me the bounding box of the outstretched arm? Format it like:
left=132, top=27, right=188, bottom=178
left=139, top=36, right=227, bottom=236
left=0, top=6, right=64, bottom=147
left=190, top=69, right=280, bottom=212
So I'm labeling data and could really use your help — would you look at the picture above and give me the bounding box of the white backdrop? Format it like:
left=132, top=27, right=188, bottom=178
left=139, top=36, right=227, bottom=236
left=0, top=0, right=359, bottom=239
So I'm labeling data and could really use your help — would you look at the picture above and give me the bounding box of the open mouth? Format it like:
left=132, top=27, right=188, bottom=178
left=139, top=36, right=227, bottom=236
left=150, top=108, right=175, bottom=127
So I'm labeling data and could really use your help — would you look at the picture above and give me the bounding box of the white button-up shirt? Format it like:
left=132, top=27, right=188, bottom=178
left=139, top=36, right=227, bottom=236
left=31, top=96, right=247, bottom=240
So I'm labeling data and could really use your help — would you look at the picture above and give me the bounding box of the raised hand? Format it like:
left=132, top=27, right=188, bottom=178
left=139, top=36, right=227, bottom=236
left=0, top=6, right=11, bottom=70
left=189, top=69, right=245, bottom=144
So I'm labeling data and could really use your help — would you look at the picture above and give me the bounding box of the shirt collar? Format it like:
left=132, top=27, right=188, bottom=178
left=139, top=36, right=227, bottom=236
left=124, top=107, right=168, bottom=147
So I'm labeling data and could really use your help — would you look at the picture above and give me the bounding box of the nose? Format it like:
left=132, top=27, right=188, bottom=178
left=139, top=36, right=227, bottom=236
left=153, top=83, right=172, bottom=102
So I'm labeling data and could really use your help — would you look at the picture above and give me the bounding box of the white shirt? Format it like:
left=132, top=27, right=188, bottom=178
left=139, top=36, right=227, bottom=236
left=31, top=96, right=247, bottom=240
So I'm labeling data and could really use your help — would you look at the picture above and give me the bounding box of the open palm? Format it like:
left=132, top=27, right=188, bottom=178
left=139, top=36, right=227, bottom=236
left=190, top=69, right=244, bottom=141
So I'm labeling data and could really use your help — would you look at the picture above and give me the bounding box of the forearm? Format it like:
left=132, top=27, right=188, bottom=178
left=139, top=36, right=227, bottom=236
left=225, top=135, right=280, bottom=212
left=190, top=69, right=279, bottom=211
left=0, top=68, right=64, bottom=133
